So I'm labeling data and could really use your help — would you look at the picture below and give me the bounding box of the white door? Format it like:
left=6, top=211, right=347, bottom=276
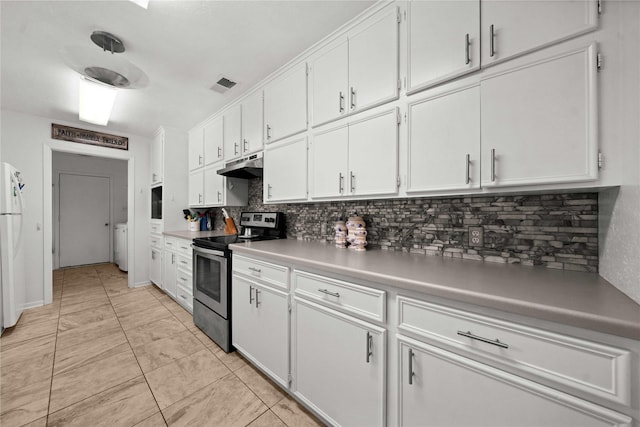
left=310, top=39, right=349, bottom=127
left=223, top=104, right=242, bottom=161
left=150, top=129, right=163, bottom=184
left=481, top=0, right=598, bottom=66
left=310, top=123, right=348, bottom=199
left=408, top=85, right=481, bottom=193
left=204, top=165, right=224, bottom=206
left=294, top=298, right=386, bottom=427
left=163, top=250, right=177, bottom=298
left=348, top=108, right=399, bottom=197
left=481, top=44, right=598, bottom=187
left=407, top=0, right=480, bottom=93
left=149, top=247, right=162, bottom=287
left=264, top=62, right=308, bottom=144
left=204, top=116, right=224, bottom=165
left=263, top=136, right=308, bottom=202
left=188, top=170, right=204, bottom=207
left=232, top=276, right=289, bottom=388
left=59, top=173, right=110, bottom=267
left=348, top=6, right=399, bottom=114
left=241, top=91, right=264, bottom=155
left=188, top=127, right=204, bottom=171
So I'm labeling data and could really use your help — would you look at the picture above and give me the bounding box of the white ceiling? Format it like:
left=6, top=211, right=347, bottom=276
left=0, top=0, right=375, bottom=138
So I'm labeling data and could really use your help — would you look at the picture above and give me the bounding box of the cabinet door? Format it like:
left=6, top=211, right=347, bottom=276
left=232, top=276, right=289, bottom=388
left=204, top=165, right=224, bottom=207
left=149, top=248, right=162, bottom=287
left=223, top=105, right=242, bottom=161
left=188, top=127, right=204, bottom=171
left=309, top=123, right=348, bottom=199
left=188, top=170, right=204, bottom=207
left=264, top=62, right=308, bottom=143
left=407, top=0, right=480, bottom=93
left=348, top=108, right=399, bottom=197
left=481, top=0, right=599, bottom=66
left=241, top=91, right=263, bottom=155
left=163, top=250, right=177, bottom=298
left=263, top=136, right=308, bottom=203
left=398, top=338, right=631, bottom=427
left=151, top=129, right=164, bottom=184
left=204, top=116, right=224, bottom=165
left=348, top=6, right=399, bottom=114
left=481, top=44, right=598, bottom=187
left=408, top=85, right=480, bottom=193
left=294, top=298, right=385, bottom=427
left=310, top=39, right=349, bottom=127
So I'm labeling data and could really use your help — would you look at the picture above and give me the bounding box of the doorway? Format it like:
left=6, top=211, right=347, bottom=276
left=59, top=173, right=111, bottom=267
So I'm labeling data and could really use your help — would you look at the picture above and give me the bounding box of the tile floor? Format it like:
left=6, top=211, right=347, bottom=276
left=0, top=264, right=323, bottom=427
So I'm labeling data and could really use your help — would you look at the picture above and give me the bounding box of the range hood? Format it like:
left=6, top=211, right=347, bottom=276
left=216, top=152, right=263, bottom=179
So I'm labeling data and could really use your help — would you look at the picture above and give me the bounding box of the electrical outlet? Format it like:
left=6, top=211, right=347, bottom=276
left=469, top=226, right=484, bottom=247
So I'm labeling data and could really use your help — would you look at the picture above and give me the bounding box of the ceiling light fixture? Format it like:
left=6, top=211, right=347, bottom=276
left=129, top=0, right=150, bottom=9
left=79, top=76, right=118, bottom=126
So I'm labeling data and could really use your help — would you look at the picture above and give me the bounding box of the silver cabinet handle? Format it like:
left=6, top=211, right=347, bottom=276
left=151, top=251, right=156, bottom=260
left=255, top=289, right=261, bottom=307
left=217, top=146, right=222, bottom=158
left=489, top=24, right=495, bottom=57
left=243, top=139, right=249, bottom=152
left=249, top=285, right=254, bottom=304
left=338, top=173, right=344, bottom=193
left=350, top=87, right=356, bottom=110
left=172, top=253, right=175, bottom=264
left=465, top=153, right=471, bottom=184
left=457, top=330, right=509, bottom=349
left=180, top=276, right=188, bottom=281
left=465, top=33, right=471, bottom=65
left=490, top=148, right=496, bottom=182
left=199, top=154, right=203, bottom=165
left=339, top=91, right=345, bottom=113
left=408, top=348, right=415, bottom=385
left=248, top=267, right=262, bottom=274
left=217, top=191, right=222, bottom=203
left=267, top=184, right=272, bottom=199
left=180, top=294, right=187, bottom=300
left=350, top=171, right=355, bottom=193
left=198, top=193, right=203, bottom=204
left=317, top=288, right=340, bottom=298
left=366, top=332, right=373, bottom=363
left=152, top=173, right=157, bottom=182
left=266, top=124, right=272, bottom=140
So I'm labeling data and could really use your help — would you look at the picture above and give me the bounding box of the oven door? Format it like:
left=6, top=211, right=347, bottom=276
left=192, top=245, right=228, bottom=319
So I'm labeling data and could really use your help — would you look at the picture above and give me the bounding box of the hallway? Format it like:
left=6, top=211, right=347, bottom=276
left=0, top=264, right=321, bottom=426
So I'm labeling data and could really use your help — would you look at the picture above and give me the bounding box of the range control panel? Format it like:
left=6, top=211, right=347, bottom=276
left=239, top=212, right=282, bottom=229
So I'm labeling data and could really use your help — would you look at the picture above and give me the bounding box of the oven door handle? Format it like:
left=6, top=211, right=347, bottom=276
left=191, top=244, right=226, bottom=258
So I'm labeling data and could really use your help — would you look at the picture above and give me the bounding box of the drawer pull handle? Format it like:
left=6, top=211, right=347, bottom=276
left=180, top=261, right=188, bottom=265
left=457, top=330, right=509, bottom=349
left=366, top=332, right=373, bottom=363
left=317, top=288, right=340, bottom=298
left=408, top=348, right=415, bottom=385
left=180, top=277, right=188, bottom=281
left=180, top=295, right=187, bottom=300
left=249, top=285, right=254, bottom=304
left=255, top=289, right=261, bottom=308
left=248, top=267, right=261, bottom=274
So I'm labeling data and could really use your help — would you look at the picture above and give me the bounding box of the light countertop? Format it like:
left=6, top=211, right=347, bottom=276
left=230, top=239, right=640, bottom=340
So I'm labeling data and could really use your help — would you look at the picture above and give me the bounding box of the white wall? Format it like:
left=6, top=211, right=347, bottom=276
left=598, top=1, right=640, bottom=304
left=0, top=109, right=151, bottom=307
left=52, top=152, right=128, bottom=269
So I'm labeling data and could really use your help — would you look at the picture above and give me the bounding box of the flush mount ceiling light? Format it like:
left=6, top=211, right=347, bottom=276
left=61, top=30, right=149, bottom=125
left=129, top=0, right=150, bottom=9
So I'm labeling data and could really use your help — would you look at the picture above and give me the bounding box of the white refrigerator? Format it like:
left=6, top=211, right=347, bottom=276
left=1, top=162, right=26, bottom=330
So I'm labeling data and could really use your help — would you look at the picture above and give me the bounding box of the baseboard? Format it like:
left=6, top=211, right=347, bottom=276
left=134, top=281, right=152, bottom=288
left=22, top=300, right=45, bottom=310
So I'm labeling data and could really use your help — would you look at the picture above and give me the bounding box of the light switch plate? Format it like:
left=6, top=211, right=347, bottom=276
left=469, top=226, right=484, bottom=247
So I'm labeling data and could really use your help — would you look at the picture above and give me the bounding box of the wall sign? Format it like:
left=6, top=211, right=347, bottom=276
left=51, top=123, right=128, bottom=151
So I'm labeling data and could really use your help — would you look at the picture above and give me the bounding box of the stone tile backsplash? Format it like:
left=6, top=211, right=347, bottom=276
left=214, top=178, right=598, bottom=272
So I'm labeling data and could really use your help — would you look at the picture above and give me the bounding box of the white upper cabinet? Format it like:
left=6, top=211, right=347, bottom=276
left=223, top=104, right=242, bottom=161
left=481, top=0, right=599, bottom=66
left=407, top=0, right=480, bottom=94
left=241, top=90, right=263, bottom=155
left=188, top=169, right=204, bottom=207
left=310, top=40, right=349, bottom=127
left=311, top=5, right=399, bottom=127
left=264, top=62, right=308, bottom=144
left=150, top=128, right=164, bottom=184
left=408, top=84, right=481, bottom=193
left=310, top=123, right=349, bottom=199
left=481, top=44, right=598, bottom=188
left=264, top=135, right=308, bottom=203
left=204, top=116, right=224, bottom=166
left=188, top=127, right=204, bottom=171
left=203, top=163, right=248, bottom=208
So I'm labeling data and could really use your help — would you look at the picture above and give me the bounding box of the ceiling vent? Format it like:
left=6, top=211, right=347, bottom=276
left=211, top=76, right=237, bottom=93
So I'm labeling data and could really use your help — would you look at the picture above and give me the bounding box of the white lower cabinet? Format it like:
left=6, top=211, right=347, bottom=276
left=293, top=297, right=386, bottom=427
left=398, top=336, right=631, bottom=427
left=163, top=247, right=177, bottom=299
left=149, top=246, right=162, bottom=287
left=232, top=275, right=289, bottom=388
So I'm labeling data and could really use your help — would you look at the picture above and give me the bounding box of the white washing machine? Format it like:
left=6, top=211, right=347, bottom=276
left=114, top=223, right=128, bottom=272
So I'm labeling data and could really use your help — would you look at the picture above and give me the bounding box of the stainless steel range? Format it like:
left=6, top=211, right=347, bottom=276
left=192, top=212, right=285, bottom=352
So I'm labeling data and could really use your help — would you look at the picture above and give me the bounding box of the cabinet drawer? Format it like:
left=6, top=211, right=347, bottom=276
left=176, top=272, right=192, bottom=295
left=177, top=254, right=192, bottom=273
left=233, top=255, right=289, bottom=290
left=150, top=222, right=163, bottom=236
left=149, top=236, right=163, bottom=250
left=164, top=237, right=177, bottom=250
left=176, top=284, right=193, bottom=313
left=397, top=296, right=631, bottom=405
left=176, top=239, right=193, bottom=255
left=294, top=270, right=385, bottom=323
